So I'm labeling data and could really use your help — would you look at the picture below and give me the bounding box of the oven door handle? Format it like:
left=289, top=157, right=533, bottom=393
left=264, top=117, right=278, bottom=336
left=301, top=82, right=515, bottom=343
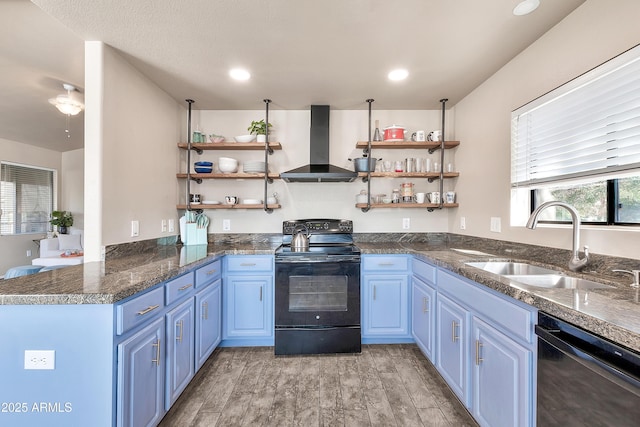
left=536, top=325, right=640, bottom=393
left=276, top=325, right=360, bottom=331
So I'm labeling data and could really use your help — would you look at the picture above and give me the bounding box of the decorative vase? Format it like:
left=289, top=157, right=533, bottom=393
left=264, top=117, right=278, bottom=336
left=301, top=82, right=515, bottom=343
left=59, top=226, right=68, bottom=235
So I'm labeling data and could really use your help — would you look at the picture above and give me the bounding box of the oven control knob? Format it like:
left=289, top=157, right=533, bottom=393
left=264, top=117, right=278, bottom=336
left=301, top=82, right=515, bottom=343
left=316, top=315, right=320, bottom=320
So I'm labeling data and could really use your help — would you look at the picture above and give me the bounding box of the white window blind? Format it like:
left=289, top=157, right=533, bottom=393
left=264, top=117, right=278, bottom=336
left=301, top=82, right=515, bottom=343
left=0, top=162, right=55, bottom=235
left=511, top=44, right=640, bottom=187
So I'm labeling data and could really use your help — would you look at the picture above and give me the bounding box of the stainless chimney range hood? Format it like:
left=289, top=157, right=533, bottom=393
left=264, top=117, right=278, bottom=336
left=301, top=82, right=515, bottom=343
left=280, top=105, right=357, bottom=183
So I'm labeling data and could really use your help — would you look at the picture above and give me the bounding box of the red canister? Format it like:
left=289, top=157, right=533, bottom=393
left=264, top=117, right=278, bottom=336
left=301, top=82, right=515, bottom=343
left=383, top=125, right=405, bottom=141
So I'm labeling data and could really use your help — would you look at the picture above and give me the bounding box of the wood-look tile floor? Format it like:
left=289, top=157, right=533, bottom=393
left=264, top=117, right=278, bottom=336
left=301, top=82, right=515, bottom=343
left=159, top=344, right=478, bottom=427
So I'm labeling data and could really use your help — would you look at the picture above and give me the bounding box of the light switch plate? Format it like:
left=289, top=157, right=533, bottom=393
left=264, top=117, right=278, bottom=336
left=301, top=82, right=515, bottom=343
left=131, top=220, right=139, bottom=237
left=402, top=218, right=410, bottom=229
left=223, top=219, right=231, bottom=231
left=490, top=217, right=502, bottom=233
left=168, top=219, right=175, bottom=232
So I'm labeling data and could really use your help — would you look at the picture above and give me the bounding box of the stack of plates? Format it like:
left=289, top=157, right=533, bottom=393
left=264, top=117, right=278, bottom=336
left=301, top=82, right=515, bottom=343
left=243, top=161, right=267, bottom=173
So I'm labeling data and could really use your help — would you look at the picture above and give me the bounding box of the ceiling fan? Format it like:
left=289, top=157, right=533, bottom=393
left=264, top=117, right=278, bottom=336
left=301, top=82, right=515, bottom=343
left=48, top=83, right=84, bottom=116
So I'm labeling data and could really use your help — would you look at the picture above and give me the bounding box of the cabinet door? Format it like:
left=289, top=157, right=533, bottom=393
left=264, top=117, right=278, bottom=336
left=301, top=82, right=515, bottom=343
left=472, top=317, right=532, bottom=427
left=117, top=317, right=165, bottom=427
left=362, top=274, right=409, bottom=338
left=436, top=294, right=470, bottom=407
left=195, top=279, right=221, bottom=370
left=165, top=297, right=195, bottom=409
left=411, top=277, right=436, bottom=362
left=224, top=275, right=273, bottom=338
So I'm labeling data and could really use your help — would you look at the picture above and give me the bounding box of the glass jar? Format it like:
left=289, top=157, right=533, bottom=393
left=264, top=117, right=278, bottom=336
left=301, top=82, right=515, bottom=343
left=391, top=188, right=401, bottom=203
left=400, top=182, right=414, bottom=202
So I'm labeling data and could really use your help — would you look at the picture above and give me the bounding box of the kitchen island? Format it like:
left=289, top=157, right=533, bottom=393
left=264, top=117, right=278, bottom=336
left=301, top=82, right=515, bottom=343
left=1, top=234, right=639, bottom=427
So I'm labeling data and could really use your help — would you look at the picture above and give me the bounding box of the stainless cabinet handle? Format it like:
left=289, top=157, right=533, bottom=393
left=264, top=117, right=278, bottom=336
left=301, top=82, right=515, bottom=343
left=452, top=321, right=459, bottom=342
left=176, top=320, right=184, bottom=343
left=206, top=269, right=217, bottom=275
left=152, top=339, right=161, bottom=366
left=422, top=297, right=428, bottom=313
left=373, top=285, right=376, bottom=300
left=475, top=340, right=483, bottom=365
left=377, top=262, right=395, bottom=266
left=202, top=301, right=208, bottom=320
left=259, top=286, right=263, bottom=302
left=179, top=284, right=193, bottom=291
left=137, top=305, right=160, bottom=316
left=240, top=263, right=257, bottom=267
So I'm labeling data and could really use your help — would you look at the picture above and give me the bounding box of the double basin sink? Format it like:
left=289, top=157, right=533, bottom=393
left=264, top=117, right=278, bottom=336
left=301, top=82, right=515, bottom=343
left=465, top=261, right=612, bottom=291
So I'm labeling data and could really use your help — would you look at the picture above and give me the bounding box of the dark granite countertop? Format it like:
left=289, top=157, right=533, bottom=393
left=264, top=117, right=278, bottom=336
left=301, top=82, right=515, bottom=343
left=1, top=234, right=639, bottom=353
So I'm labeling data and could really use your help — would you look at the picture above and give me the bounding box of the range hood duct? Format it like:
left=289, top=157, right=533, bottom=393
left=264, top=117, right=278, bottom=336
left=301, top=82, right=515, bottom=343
left=280, top=105, right=357, bottom=183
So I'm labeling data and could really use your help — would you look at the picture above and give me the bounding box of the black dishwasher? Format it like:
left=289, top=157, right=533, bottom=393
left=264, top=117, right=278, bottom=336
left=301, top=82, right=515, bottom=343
left=536, top=312, right=640, bottom=426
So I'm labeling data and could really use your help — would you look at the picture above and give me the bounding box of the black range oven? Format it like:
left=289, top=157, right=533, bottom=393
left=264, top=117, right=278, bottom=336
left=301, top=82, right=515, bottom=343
left=274, top=219, right=361, bottom=355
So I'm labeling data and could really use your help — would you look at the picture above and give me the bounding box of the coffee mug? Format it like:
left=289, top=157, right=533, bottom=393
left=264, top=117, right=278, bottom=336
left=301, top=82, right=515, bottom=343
left=415, top=192, right=426, bottom=203
left=428, top=191, right=441, bottom=204
left=445, top=191, right=456, bottom=204
left=427, top=130, right=441, bottom=142
left=415, top=130, right=426, bottom=141
left=225, top=196, right=238, bottom=205
left=190, top=193, right=201, bottom=203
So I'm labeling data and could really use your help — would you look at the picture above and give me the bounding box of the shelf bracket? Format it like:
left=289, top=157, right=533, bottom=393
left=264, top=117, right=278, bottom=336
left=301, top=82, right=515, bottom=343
left=190, top=146, right=203, bottom=155
left=428, top=148, right=437, bottom=154
left=361, top=206, right=370, bottom=213
left=427, top=177, right=436, bottom=183
left=190, top=177, right=202, bottom=184
left=427, top=207, right=435, bottom=213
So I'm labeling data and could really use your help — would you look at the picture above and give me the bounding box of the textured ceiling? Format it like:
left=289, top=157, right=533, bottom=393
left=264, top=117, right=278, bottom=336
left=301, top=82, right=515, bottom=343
left=2, top=0, right=585, bottom=152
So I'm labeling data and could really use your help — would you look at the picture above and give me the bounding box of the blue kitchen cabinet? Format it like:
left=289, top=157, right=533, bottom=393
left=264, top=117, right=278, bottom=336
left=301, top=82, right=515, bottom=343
left=472, top=317, right=531, bottom=427
left=222, top=255, right=274, bottom=346
left=361, top=255, right=412, bottom=343
left=165, top=297, right=195, bottom=409
left=412, top=276, right=436, bottom=362
left=411, top=258, right=437, bottom=362
left=195, top=278, right=222, bottom=369
left=436, top=293, right=470, bottom=406
left=117, top=317, right=166, bottom=427
left=437, top=268, right=536, bottom=427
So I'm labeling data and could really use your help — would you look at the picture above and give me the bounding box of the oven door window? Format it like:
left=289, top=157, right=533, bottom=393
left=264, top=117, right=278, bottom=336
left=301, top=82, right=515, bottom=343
left=289, top=275, right=348, bottom=312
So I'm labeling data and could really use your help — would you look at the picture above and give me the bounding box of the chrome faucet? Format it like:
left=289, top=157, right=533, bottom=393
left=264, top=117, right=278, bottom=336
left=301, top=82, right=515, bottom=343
left=612, top=269, right=640, bottom=288
left=526, top=201, right=589, bottom=272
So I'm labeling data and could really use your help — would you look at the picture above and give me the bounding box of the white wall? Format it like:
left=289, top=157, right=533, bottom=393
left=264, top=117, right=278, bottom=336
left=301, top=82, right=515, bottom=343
left=84, top=42, right=183, bottom=258
left=61, top=148, right=84, bottom=229
left=453, top=0, right=640, bottom=260
left=188, top=109, right=453, bottom=233
left=0, top=137, right=61, bottom=275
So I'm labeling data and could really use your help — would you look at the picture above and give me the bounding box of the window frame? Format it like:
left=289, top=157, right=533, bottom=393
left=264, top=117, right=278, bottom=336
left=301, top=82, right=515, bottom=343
left=0, top=161, right=57, bottom=236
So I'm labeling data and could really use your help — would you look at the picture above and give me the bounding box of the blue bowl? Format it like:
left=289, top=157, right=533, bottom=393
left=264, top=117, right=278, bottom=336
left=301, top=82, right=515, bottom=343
left=194, top=167, right=212, bottom=173
left=194, top=161, right=213, bottom=167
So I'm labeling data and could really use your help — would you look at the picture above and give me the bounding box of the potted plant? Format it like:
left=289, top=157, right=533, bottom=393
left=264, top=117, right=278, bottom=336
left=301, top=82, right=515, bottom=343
left=50, top=210, right=73, bottom=234
left=247, top=119, right=273, bottom=142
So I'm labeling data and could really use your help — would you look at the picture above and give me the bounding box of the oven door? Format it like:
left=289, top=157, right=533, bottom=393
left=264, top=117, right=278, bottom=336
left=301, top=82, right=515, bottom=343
left=275, top=258, right=360, bottom=328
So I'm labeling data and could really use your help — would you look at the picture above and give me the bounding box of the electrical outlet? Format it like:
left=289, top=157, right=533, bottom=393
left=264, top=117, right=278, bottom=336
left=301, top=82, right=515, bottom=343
left=131, top=220, right=139, bottom=237
left=460, top=217, right=466, bottom=230
left=26, top=249, right=32, bottom=257
left=490, top=217, right=502, bottom=233
left=161, top=219, right=167, bottom=232
left=24, top=350, right=55, bottom=370
left=223, top=219, right=231, bottom=231
left=168, top=219, right=175, bottom=233
left=402, top=218, right=410, bottom=229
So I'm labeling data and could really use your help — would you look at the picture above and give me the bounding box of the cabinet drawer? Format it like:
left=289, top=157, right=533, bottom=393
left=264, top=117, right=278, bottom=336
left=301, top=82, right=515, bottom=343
left=195, top=259, right=221, bottom=288
left=116, top=286, right=165, bottom=335
left=437, top=270, right=535, bottom=343
left=412, top=258, right=436, bottom=284
left=165, top=272, right=195, bottom=306
left=362, top=255, right=409, bottom=272
left=225, top=255, right=273, bottom=272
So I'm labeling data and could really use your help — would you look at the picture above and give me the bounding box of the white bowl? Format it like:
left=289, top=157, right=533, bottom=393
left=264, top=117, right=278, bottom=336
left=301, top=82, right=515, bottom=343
left=218, top=157, right=239, bottom=173
left=243, top=199, right=262, bottom=205
left=234, top=135, right=255, bottom=143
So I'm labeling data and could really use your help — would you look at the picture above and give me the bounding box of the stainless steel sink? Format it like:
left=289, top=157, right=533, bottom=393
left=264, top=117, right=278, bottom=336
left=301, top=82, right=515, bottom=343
left=465, top=261, right=558, bottom=276
left=505, top=274, right=613, bottom=290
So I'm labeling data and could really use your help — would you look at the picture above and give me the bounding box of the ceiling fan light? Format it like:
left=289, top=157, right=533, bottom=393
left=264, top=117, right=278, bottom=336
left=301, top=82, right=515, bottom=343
left=513, top=0, right=540, bottom=16
left=49, top=95, right=84, bottom=115
left=388, top=69, right=409, bottom=81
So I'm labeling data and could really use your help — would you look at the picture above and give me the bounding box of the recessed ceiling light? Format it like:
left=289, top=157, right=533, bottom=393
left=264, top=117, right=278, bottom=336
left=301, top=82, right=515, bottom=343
left=388, top=69, right=409, bottom=81
left=513, top=0, right=540, bottom=16
left=229, top=68, right=251, bottom=81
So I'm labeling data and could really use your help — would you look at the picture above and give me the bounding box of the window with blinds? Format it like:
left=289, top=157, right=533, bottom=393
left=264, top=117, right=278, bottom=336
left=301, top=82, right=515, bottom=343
left=511, top=44, right=640, bottom=187
left=0, top=162, right=56, bottom=235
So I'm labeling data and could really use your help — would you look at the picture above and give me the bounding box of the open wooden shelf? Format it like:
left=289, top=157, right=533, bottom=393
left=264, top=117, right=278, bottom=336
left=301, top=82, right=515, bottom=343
left=355, top=203, right=459, bottom=209
left=178, top=142, right=282, bottom=151
left=355, top=140, right=459, bottom=150
left=177, top=172, right=280, bottom=180
left=357, top=172, right=459, bottom=179
left=177, top=204, right=281, bottom=210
